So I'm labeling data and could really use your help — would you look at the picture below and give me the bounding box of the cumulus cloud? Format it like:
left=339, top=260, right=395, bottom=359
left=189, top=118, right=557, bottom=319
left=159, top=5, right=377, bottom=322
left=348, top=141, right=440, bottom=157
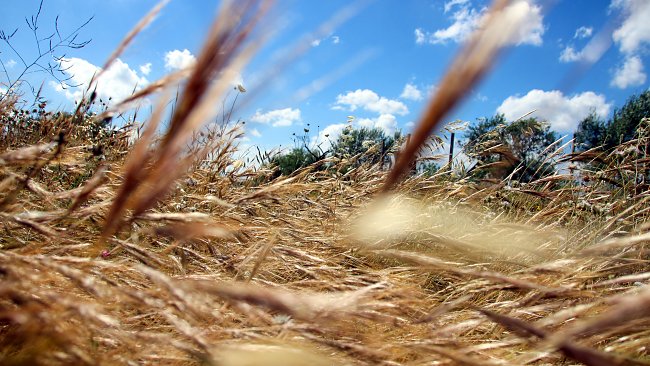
left=356, top=114, right=399, bottom=135
left=574, top=26, right=593, bottom=39
left=334, top=89, right=408, bottom=116
left=400, top=83, right=423, bottom=101
left=608, top=0, right=650, bottom=88
left=139, top=63, right=152, bottom=76
left=429, top=3, right=482, bottom=44
left=5, top=59, right=16, bottom=68
left=496, top=89, right=611, bottom=132
left=611, top=0, right=650, bottom=55
left=332, top=36, right=340, bottom=44
left=313, top=123, right=348, bottom=149
left=164, top=49, right=196, bottom=70
left=611, top=55, right=647, bottom=89
left=250, top=108, right=301, bottom=127
left=51, top=57, right=148, bottom=105
left=416, top=0, right=544, bottom=46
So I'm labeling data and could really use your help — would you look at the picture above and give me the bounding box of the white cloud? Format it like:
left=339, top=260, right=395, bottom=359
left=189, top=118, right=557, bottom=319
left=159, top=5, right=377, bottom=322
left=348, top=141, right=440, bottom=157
left=444, top=0, right=471, bottom=13
left=52, top=57, right=148, bottom=105
left=611, top=55, right=647, bottom=89
left=6, top=59, right=16, bottom=68
left=249, top=128, right=262, bottom=138
left=559, top=46, right=581, bottom=62
left=497, top=0, right=545, bottom=46
left=496, top=89, right=611, bottom=132
left=417, top=0, right=544, bottom=46
left=611, top=0, right=650, bottom=55
left=400, top=83, right=423, bottom=101
left=250, top=108, right=301, bottom=127
left=559, top=36, right=610, bottom=64
left=574, top=26, right=593, bottom=39
left=608, top=1, right=650, bottom=88
left=334, top=89, right=408, bottom=116
left=164, top=49, right=196, bottom=71
left=415, top=28, right=426, bottom=44
left=430, top=4, right=482, bottom=44
left=311, top=35, right=340, bottom=47
left=139, top=63, right=152, bottom=76
left=374, top=114, right=399, bottom=135
left=356, top=114, right=398, bottom=135
left=313, top=123, right=347, bottom=149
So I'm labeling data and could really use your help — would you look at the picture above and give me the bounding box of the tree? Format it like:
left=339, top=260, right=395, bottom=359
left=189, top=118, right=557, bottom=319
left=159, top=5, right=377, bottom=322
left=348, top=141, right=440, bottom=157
left=605, top=90, right=650, bottom=149
left=270, top=147, right=324, bottom=177
left=574, top=112, right=607, bottom=152
left=465, top=114, right=557, bottom=182
left=331, top=126, right=401, bottom=168
left=575, top=91, right=650, bottom=151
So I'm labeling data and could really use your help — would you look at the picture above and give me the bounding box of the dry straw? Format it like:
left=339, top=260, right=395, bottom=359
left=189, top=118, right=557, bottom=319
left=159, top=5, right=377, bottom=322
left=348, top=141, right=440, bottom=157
left=1, top=0, right=650, bottom=365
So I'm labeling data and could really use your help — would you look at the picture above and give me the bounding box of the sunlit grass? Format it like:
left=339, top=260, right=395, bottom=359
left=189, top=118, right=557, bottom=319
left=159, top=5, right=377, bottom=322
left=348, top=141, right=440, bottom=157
left=1, top=1, right=649, bottom=365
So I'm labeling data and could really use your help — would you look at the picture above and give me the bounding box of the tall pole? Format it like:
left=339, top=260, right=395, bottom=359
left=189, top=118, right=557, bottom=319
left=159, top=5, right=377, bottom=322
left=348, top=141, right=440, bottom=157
left=570, top=133, right=576, bottom=176
left=448, top=132, right=455, bottom=171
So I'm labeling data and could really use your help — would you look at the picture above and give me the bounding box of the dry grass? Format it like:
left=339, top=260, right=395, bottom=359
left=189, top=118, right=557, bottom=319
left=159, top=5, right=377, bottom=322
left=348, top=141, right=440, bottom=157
left=1, top=1, right=650, bottom=365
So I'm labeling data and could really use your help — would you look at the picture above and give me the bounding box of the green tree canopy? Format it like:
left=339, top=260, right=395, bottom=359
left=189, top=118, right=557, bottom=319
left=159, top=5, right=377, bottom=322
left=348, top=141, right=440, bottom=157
left=331, top=126, right=401, bottom=168
left=575, top=90, right=650, bottom=151
left=270, top=147, right=324, bottom=177
left=465, top=114, right=558, bottom=182
left=574, top=112, right=607, bottom=151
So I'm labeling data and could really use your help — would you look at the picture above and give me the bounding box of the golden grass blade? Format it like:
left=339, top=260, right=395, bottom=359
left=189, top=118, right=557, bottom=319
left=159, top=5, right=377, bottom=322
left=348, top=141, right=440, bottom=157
left=383, top=0, right=517, bottom=192
left=480, top=309, right=649, bottom=366
left=66, top=164, right=108, bottom=214
left=99, top=1, right=270, bottom=245
left=0, top=142, right=57, bottom=165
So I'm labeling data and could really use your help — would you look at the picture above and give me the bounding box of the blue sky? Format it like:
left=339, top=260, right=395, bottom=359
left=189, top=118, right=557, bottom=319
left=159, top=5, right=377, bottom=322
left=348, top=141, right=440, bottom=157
left=1, top=0, right=649, bottom=154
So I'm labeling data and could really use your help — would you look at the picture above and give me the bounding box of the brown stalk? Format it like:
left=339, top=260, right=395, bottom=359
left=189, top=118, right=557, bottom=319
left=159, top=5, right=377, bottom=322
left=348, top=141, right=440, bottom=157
left=99, top=1, right=271, bottom=245
left=382, top=0, right=511, bottom=192
left=480, top=309, right=649, bottom=366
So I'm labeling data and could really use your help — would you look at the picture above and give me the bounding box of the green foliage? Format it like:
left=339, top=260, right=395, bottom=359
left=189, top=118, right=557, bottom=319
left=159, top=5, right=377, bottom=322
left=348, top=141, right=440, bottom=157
left=271, top=147, right=323, bottom=177
left=268, top=126, right=401, bottom=177
left=574, top=112, right=607, bottom=151
left=331, top=126, right=401, bottom=168
left=419, top=162, right=440, bottom=177
left=605, top=90, right=650, bottom=148
left=465, top=114, right=557, bottom=182
left=575, top=90, right=650, bottom=151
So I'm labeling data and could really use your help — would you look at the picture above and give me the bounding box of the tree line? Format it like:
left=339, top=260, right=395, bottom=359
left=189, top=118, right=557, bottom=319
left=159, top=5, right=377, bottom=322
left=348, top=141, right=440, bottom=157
left=267, top=90, right=650, bottom=181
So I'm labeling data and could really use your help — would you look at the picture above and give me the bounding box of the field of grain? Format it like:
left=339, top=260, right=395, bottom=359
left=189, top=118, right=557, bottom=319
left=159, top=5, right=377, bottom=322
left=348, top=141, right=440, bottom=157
left=1, top=1, right=649, bottom=365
